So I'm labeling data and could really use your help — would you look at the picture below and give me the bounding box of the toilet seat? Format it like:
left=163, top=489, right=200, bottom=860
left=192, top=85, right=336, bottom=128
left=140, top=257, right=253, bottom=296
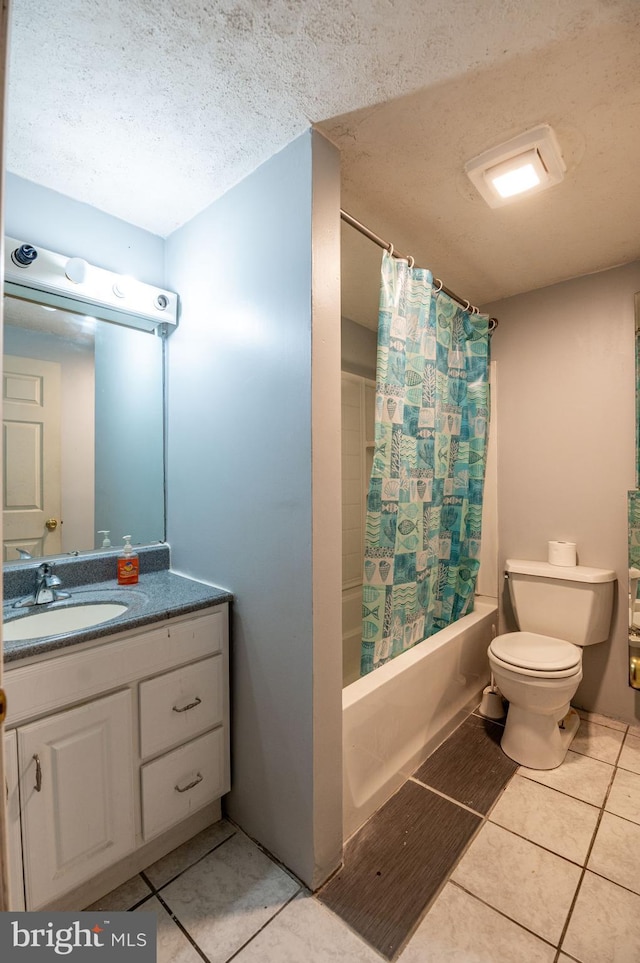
left=489, top=631, right=581, bottom=678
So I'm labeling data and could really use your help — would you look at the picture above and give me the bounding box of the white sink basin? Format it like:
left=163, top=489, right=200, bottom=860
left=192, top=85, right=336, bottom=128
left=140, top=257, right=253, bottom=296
left=4, top=603, right=128, bottom=641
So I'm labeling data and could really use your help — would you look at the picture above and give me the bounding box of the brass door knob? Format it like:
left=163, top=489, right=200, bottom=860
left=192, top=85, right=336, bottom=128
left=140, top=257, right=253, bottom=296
left=45, top=518, right=58, bottom=531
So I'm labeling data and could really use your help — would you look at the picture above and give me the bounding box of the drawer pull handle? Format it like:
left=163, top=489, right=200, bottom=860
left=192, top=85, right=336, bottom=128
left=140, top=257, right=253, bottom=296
left=33, top=754, right=42, bottom=792
left=172, top=696, right=202, bottom=713
left=175, top=772, right=203, bottom=793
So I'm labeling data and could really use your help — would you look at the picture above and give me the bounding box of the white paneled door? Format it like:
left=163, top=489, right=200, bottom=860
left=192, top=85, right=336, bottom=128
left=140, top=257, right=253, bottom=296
left=3, top=354, right=62, bottom=559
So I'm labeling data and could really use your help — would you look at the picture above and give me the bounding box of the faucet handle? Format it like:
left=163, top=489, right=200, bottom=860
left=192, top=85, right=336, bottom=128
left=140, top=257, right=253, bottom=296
left=37, top=562, right=60, bottom=585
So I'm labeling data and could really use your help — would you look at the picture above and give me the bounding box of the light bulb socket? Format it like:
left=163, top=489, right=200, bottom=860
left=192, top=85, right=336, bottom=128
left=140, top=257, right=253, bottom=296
left=11, top=244, right=38, bottom=268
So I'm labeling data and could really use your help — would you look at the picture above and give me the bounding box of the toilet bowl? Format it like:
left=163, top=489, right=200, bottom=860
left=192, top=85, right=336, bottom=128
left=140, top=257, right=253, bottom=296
left=489, top=632, right=583, bottom=769
left=490, top=558, right=615, bottom=770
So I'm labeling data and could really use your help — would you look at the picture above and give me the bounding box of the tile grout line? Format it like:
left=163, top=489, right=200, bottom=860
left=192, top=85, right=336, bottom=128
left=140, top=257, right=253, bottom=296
left=318, top=710, right=513, bottom=962
left=223, top=889, right=303, bottom=963
left=585, top=865, right=640, bottom=900
left=484, top=819, right=592, bottom=870
left=152, top=888, right=212, bottom=963
left=126, top=883, right=157, bottom=912
left=408, top=776, right=486, bottom=818
left=224, top=816, right=306, bottom=891
left=138, top=828, right=307, bottom=963
left=552, top=735, right=622, bottom=960
left=313, top=898, right=391, bottom=962
left=140, top=828, right=238, bottom=895
left=391, top=712, right=522, bottom=958
left=392, top=754, right=520, bottom=960
left=405, top=713, right=630, bottom=960
left=448, top=878, right=559, bottom=953
left=516, top=757, right=615, bottom=806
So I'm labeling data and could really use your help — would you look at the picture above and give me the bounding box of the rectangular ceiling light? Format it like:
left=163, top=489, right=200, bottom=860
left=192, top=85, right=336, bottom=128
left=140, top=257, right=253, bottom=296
left=465, top=125, right=566, bottom=208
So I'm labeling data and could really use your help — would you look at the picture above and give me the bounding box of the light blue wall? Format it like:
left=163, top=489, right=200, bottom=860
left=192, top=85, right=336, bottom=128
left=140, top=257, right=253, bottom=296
left=165, top=130, right=342, bottom=887
left=5, top=173, right=164, bottom=284
left=5, top=152, right=343, bottom=886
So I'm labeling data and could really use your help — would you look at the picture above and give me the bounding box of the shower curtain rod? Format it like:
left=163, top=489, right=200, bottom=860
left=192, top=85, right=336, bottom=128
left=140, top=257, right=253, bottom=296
left=340, top=209, right=498, bottom=331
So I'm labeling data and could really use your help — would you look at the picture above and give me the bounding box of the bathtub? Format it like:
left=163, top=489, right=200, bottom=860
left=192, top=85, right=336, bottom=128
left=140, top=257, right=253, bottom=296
left=342, top=595, right=498, bottom=840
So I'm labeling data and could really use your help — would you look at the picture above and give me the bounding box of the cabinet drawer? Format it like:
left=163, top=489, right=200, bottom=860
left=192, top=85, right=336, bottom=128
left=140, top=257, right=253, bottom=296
left=141, top=728, right=227, bottom=840
left=5, top=605, right=227, bottom=726
left=139, top=656, right=223, bottom=759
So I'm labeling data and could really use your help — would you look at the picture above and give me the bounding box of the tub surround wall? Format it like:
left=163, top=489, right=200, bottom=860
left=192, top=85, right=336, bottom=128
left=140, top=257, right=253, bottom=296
left=485, top=261, right=640, bottom=724
left=165, top=130, right=342, bottom=889
left=341, top=316, right=377, bottom=380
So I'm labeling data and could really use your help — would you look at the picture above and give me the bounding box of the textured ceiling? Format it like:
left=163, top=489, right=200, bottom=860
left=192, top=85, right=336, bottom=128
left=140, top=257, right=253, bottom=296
left=330, top=14, right=640, bottom=325
left=6, top=0, right=640, bottom=319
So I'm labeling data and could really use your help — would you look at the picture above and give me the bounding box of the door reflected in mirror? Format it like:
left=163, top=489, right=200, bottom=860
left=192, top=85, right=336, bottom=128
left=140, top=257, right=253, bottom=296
left=3, top=294, right=165, bottom=561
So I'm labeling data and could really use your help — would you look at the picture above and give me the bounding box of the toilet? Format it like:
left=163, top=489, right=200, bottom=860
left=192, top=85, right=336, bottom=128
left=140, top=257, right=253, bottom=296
left=489, top=558, right=616, bottom=770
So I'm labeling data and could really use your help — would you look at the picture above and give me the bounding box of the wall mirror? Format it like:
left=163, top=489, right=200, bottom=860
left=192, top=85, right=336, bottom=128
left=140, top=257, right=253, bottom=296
left=629, top=292, right=640, bottom=687
left=3, top=290, right=166, bottom=561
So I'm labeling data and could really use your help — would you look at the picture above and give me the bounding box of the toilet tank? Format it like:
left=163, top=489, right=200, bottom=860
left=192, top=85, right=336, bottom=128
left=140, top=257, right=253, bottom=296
left=506, top=559, right=616, bottom=646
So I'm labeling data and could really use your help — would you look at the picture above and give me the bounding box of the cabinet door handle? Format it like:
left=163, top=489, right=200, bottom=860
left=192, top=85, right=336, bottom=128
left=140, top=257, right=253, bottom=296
left=172, top=696, right=202, bottom=713
left=33, top=754, right=42, bottom=792
left=174, top=772, right=203, bottom=793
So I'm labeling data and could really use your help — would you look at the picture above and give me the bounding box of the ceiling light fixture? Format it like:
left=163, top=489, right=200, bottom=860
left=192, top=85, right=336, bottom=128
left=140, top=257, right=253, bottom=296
left=465, top=124, right=566, bottom=208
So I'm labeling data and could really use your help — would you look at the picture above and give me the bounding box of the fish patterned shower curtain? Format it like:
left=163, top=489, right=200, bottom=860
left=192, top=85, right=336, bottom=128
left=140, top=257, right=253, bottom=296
left=361, top=251, right=491, bottom=675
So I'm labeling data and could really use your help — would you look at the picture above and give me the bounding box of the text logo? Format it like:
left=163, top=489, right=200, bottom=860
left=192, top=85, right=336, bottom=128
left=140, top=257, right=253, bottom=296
left=0, top=912, right=156, bottom=961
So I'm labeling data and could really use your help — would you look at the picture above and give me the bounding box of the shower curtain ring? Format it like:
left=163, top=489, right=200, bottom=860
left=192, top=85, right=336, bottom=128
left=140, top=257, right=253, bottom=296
left=462, top=299, right=471, bottom=311
left=388, top=243, right=394, bottom=257
left=407, top=255, right=415, bottom=268
left=433, top=278, right=443, bottom=292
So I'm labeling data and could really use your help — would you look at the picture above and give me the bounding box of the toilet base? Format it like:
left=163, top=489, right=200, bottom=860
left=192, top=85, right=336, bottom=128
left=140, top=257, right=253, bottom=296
left=500, top=704, right=580, bottom=770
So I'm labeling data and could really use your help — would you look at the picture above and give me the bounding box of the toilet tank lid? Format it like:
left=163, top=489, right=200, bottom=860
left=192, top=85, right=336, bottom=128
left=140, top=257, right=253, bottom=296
left=506, top=559, right=616, bottom=583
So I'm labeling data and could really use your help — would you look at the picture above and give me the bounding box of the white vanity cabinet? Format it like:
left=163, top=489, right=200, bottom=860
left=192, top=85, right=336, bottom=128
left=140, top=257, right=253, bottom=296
left=4, top=602, right=229, bottom=911
left=4, top=729, right=25, bottom=910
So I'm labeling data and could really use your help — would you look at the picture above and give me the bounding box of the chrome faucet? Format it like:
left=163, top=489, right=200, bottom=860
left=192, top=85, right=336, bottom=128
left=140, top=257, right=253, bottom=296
left=12, top=563, right=72, bottom=608
left=33, top=563, right=70, bottom=605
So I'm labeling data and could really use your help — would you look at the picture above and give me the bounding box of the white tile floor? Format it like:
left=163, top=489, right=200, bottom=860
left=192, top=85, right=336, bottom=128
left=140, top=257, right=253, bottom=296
left=90, top=708, right=640, bottom=962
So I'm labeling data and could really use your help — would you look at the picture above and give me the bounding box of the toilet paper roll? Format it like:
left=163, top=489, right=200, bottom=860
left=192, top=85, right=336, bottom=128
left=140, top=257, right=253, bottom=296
left=548, top=540, right=577, bottom=567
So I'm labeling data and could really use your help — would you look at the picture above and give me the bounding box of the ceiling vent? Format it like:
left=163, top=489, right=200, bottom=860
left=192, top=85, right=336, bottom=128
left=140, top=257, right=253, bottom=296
left=465, top=125, right=566, bottom=208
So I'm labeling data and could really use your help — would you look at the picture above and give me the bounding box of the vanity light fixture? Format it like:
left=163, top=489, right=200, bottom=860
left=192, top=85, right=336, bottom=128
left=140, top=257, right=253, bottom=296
left=465, top=124, right=566, bottom=208
left=65, top=257, right=88, bottom=284
left=4, top=237, right=179, bottom=333
left=112, top=278, right=130, bottom=298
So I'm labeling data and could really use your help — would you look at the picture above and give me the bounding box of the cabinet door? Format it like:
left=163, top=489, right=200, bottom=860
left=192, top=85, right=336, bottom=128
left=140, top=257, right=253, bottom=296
left=4, top=730, right=25, bottom=910
left=18, top=690, right=135, bottom=909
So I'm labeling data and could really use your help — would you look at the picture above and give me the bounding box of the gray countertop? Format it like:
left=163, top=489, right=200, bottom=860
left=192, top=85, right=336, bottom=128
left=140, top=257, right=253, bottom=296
left=3, top=570, right=232, bottom=664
